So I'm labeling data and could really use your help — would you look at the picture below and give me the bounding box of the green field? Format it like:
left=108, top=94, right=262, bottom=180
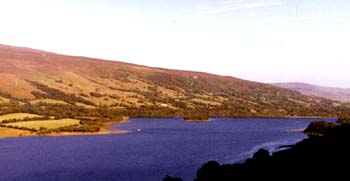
left=30, top=99, right=69, bottom=105
left=0, top=113, right=41, bottom=122
left=4, top=119, right=80, bottom=129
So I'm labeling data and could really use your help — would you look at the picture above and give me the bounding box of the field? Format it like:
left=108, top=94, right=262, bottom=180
left=0, top=127, right=35, bottom=138
left=4, top=119, right=80, bottom=129
left=0, top=96, right=10, bottom=103
left=0, top=113, right=42, bottom=122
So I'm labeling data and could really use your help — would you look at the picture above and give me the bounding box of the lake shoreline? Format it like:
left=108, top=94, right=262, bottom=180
left=46, top=121, right=128, bottom=137
left=0, top=116, right=331, bottom=139
left=0, top=120, right=129, bottom=139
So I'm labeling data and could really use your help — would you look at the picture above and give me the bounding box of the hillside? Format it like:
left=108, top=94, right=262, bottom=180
left=273, top=82, right=350, bottom=103
left=1, top=44, right=350, bottom=118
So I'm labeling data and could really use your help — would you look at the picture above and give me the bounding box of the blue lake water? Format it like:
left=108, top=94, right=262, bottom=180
left=0, top=118, right=336, bottom=181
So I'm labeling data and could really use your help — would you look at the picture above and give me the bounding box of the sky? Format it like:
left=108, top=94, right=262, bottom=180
left=0, top=0, right=349, bottom=87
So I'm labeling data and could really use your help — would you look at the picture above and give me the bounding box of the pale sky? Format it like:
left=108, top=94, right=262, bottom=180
left=0, top=0, right=349, bottom=87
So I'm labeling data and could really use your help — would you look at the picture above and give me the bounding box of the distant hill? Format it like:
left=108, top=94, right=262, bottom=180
left=0, top=44, right=349, bottom=117
left=273, top=82, right=350, bottom=103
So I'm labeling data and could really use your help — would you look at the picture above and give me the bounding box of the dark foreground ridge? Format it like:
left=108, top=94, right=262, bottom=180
left=165, top=118, right=350, bottom=180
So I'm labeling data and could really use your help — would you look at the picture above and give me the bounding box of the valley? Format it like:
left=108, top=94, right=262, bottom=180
left=0, top=44, right=350, bottom=137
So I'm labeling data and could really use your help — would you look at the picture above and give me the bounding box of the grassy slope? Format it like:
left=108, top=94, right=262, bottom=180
left=30, top=99, right=69, bottom=105
left=4, top=119, right=80, bottom=129
left=0, top=113, right=41, bottom=122
left=0, top=127, right=35, bottom=138
left=0, top=96, right=10, bottom=103
left=76, top=102, right=96, bottom=108
left=0, top=44, right=350, bottom=117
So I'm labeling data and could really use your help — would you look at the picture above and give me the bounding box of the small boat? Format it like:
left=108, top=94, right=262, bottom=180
left=137, top=128, right=141, bottom=132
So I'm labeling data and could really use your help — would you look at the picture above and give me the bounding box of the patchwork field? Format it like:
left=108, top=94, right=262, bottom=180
left=1, top=44, right=350, bottom=118
left=4, top=119, right=80, bottom=129
left=0, top=113, right=42, bottom=122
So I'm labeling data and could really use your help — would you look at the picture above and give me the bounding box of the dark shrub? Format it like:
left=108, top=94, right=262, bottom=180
left=337, top=117, right=350, bottom=124
left=304, top=121, right=336, bottom=135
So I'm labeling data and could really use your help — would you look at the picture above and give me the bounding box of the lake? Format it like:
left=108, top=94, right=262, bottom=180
left=0, top=117, right=335, bottom=181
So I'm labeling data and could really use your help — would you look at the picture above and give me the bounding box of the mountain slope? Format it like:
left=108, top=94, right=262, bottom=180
left=0, top=44, right=349, bottom=117
left=273, top=82, right=350, bottom=103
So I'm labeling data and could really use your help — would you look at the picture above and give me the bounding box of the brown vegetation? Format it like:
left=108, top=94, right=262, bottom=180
left=1, top=44, right=350, bottom=119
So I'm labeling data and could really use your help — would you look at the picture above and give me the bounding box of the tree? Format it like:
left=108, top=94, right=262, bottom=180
left=337, top=117, right=350, bottom=124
